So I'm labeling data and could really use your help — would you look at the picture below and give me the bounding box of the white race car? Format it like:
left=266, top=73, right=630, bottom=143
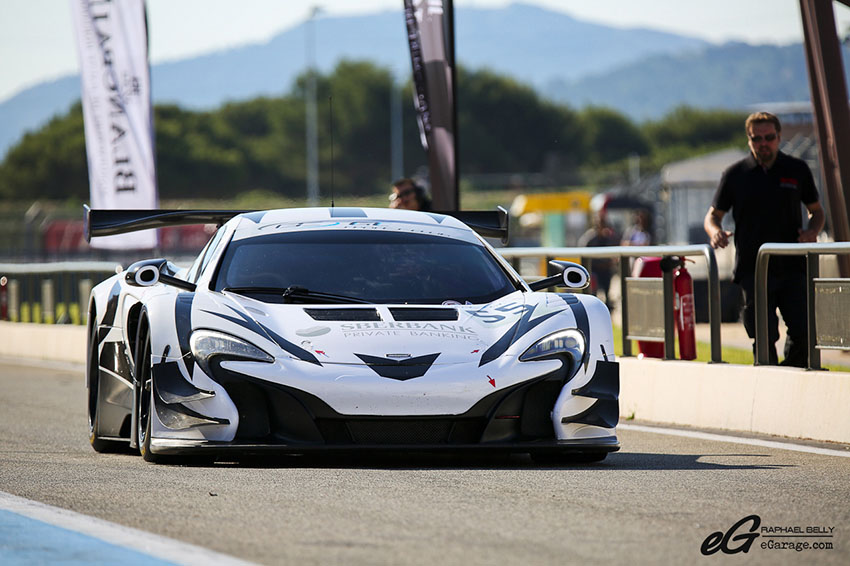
left=85, top=206, right=619, bottom=463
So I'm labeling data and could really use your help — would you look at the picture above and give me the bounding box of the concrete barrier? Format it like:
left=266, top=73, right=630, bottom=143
left=1, top=321, right=848, bottom=444
left=0, top=322, right=87, bottom=364
left=620, top=358, right=850, bottom=445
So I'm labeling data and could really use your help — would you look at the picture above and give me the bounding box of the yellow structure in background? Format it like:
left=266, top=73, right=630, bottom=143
left=511, top=190, right=593, bottom=274
left=510, top=191, right=593, bottom=218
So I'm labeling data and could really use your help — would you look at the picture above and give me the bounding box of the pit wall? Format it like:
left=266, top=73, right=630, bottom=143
left=619, top=358, right=850, bottom=445
left=1, top=322, right=87, bottom=364
left=2, top=322, right=847, bottom=445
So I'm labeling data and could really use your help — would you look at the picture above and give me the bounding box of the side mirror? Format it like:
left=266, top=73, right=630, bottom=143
left=528, top=260, right=590, bottom=292
left=125, top=259, right=196, bottom=291
left=554, top=260, right=590, bottom=289
left=125, top=259, right=167, bottom=287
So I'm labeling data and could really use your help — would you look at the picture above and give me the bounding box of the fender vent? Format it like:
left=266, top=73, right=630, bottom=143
left=304, top=308, right=381, bottom=321
left=390, top=308, right=458, bottom=321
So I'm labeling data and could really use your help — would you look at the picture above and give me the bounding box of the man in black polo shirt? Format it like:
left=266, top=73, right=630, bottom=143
left=704, top=112, right=824, bottom=366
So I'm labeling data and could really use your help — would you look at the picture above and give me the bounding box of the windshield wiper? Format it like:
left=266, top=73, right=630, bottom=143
left=281, top=286, right=373, bottom=304
left=223, top=286, right=372, bottom=304
left=223, top=287, right=287, bottom=295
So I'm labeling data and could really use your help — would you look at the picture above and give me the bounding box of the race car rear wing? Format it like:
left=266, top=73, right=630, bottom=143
left=84, top=206, right=250, bottom=242
left=84, top=205, right=510, bottom=244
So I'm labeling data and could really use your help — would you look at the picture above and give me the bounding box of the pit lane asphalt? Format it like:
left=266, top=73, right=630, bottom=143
left=1, top=358, right=848, bottom=565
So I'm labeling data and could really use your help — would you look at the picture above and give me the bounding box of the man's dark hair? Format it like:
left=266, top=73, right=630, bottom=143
left=745, top=112, right=781, bottom=134
left=392, top=178, right=430, bottom=210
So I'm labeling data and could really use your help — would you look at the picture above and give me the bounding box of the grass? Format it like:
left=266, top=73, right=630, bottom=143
left=612, top=324, right=753, bottom=364
left=612, top=325, right=849, bottom=371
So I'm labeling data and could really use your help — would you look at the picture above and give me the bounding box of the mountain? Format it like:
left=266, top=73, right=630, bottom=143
left=547, top=42, right=850, bottom=120
left=0, top=3, right=707, bottom=157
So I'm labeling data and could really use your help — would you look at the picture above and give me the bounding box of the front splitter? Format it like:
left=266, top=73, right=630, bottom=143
left=150, top=436, right=620, bottom=457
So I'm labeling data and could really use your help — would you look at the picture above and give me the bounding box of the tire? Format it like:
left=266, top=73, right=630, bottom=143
left=135, top=324, right=159, bottom=463
left=569, top=452, right=608, bottom=463
left=87, top=321, right=124, bottom=453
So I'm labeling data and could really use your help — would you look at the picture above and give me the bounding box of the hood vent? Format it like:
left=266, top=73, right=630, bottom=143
left=390, top=307, right=458, bottom=321
left=304, top=308, right=381, bottom=321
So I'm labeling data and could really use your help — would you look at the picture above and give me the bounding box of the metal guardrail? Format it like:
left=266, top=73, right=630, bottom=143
left=498, top=245, right=722, bottom=363
left=755, top=242, right=850, bottom=369
left=9, top=244, right=848, bottom=369
left=0, top=261, right=121, bottom=275
left=2, top=248, right=724, bottom=364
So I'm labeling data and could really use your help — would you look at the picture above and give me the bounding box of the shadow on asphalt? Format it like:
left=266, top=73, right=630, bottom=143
left=144, top=450, right=793, bottom=471
left=599, top=451, right=792, bottom=471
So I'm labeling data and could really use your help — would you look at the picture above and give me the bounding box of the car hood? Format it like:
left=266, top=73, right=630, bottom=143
left=191, top=290, right=584, bottom=368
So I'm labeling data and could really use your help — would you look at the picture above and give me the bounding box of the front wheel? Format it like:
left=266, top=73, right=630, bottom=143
left=87, top=322, right=123, bottom=453
left=135, top=326, right=159, bottom=463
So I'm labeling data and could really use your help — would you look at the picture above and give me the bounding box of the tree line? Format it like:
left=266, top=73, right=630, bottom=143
left=0, top=60, right=747, bottom=201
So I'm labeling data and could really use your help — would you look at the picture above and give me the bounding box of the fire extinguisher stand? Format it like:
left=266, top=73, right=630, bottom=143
left=659, top=257, right=678, bottom=360
left=673, top=259, right=697, bottom=360
left=632, top=257, right=665, bottom=359
left=657, top=256, right=698, bottom=360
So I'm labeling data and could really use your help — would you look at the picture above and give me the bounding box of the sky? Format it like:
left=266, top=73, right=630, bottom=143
left=2, top=0, right=850, bottom=103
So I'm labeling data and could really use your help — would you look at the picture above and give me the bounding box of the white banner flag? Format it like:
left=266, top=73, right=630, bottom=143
left=71, top=0, right=158, bottom=249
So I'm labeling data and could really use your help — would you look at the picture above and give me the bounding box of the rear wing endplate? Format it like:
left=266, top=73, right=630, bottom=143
left=439, top=206, right=509, bottom=244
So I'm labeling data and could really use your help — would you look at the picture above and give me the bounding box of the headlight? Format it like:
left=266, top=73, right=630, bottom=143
left=519, top=329, right=586, bottom=377
left=190, top=329, right=274, bottom=376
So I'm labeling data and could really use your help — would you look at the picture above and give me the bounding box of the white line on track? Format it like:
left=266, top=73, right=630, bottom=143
left=0, top=490, right=255, bottom=566
left=618, top=423, right=850, bottom=458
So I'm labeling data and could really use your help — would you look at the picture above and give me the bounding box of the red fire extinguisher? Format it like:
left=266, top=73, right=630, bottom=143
left=673, top=258, right=697, bottom=360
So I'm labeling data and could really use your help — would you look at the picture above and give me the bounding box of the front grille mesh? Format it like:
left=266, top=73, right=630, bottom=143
left=347, top=420, right=454, bottom=444
left=315, top=418, right=485, bottom=445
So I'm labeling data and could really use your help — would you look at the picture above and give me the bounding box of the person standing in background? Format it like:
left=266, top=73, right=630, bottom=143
left=704, top=111, right=824, bottom=367
left=578, top=213, right=618, bottom=309
left=621, top=209, right=651, bottom=246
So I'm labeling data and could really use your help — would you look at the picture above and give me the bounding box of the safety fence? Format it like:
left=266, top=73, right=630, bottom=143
left=498, top=245, right=723, bottom=363
left=0, top=262, right=120, bottom=325
left=755, top=241, right=850, bottom=370
left=0, top=247, right=723, bottom=362
left=0, top=207, right=214, bottom=262
left=5, top=244, right=850, bottom=370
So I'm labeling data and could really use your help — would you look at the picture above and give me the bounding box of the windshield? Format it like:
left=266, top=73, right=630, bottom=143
left=214, top=230, right=517, bottom=304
